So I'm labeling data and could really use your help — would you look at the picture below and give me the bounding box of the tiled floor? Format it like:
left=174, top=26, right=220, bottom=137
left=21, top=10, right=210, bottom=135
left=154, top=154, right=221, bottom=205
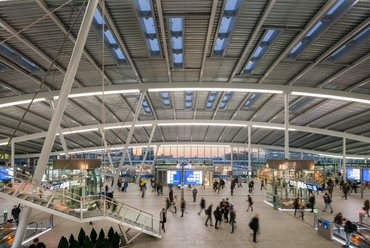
left=1, top=181, right=369, bottom=248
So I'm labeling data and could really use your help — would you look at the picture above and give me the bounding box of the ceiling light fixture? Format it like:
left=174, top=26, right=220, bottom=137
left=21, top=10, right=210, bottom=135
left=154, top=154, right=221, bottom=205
left=149, top=88, right=283, bottom=94
left=62, top=128, right=99, bottom=135
left=291, top=91, right=370, bottom=104
left=103, top=124, right=153, bottom=130
left=0, top=98, right=45, bottom=108
left=253, top=125, right=296, bottom=131
left=158, top=123, right=247, bottom=127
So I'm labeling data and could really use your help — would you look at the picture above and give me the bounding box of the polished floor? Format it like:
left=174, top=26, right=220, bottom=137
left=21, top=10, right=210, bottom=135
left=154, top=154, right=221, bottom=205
left=1, top=181, right=368, bottom=248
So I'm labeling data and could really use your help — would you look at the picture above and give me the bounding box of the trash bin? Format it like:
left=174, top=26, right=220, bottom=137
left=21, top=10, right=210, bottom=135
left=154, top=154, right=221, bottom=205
left=273, top=203, right=279, bottom=210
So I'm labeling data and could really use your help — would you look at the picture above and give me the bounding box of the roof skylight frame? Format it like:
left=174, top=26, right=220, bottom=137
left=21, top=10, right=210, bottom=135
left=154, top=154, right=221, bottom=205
left=211, top=0, right=243, bottom=58
left=219, top=91, right=233, bottom=110
left=141, top=96, right=152, bottom=115
left=159, top=91, right=172, bottom=108
left=286, top=0, right=357, bottom=61
left=289, top=97, right=313, bottom=113
left=168, top=17, right=185, bottom=70
left=185, top=91, right=193, bottom=110
left=0, top=43, right=45, bottom=74
left=205, top=91, right=218, bottom=110
left=324, top=26, right=370, bottom=64
left=0, top=62, right=12, bottom=73
left=91, top=8, right=128, bottom=66
left=134, top=0, right=163, bottom=59
left=242, top=93, right=260, bottom=110
left=242, top=29, right=281, bottom=75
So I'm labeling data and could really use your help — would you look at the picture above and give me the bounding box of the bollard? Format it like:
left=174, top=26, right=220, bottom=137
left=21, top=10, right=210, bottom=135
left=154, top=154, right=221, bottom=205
left=3, top=210, right=7, bottom=223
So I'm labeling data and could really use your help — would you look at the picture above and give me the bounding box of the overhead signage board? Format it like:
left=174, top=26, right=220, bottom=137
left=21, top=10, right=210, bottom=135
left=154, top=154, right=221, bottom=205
left=346, top=168, right=360, bottom=181
left=184, top=171, right=202, bottom=185
left=167, top=170, right=181, bottom=185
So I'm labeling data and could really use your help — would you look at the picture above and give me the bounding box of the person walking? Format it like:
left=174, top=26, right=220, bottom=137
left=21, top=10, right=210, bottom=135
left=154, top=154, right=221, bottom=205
left=300, top=201, right=305, bottom=220
left=250, top=214, right=259, bottom=243
left=141, top=186, right=146, bottom=198
left=123, top=181, right=128, bottom=192
left=169, top=188, right=174, bottom=203
left=293, top=197, right=299, bottom=217
left=213, top=205, right=221, bottom=229
left=29, top=238, right=46, bottom=248
left=230, top=209, right=236, bottom=233
left=180, top=198, right=186, bottom=217
left=192, top=187, right=198, bottom=202
left=246, top=195, right=253, bottom=211
left=160, top=208, right=167, bottom=233
left=11, top=204, right=21, bottom=225
left=322, top=193, right=333, bottom=213
left=343, top=218, right=356, bottom=247
left=172, top=196, right=177, bottom=213
left=198, top=197, right=206, bottom=215
left=342, top=182, right=348, bottom=200
left=363, top=199, right=370, bottom=217
left=205, top=204, right=213, bottom=226
left=309, top=192, right=315, bottom=212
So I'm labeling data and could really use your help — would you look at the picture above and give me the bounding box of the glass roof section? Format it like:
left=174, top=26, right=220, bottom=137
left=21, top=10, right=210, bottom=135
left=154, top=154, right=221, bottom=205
left=287, top=0, right=356, bottom=61
left=289, top=97, right=313, bottom=113
left=159, top=91, right=171, bottom=108
left=169, top=18, right=184, bottom=69
left=219, top=91, right=233, bottom=110
left=185, top=91, right=193, bottom=109
left=0, top=43, right=44, bottom=74
left=212, top=0, right=242, bottom=57
left=243, top=29, right=280, bottom=75
left=206, top=91, right=218, bottom=110
left=91, top=9, right=127, bottom=66
left=142, top=97, right=152, bottom=115
left=243, top=93, right=259, bottom=109
left=134, top=0, right=162, bottom=58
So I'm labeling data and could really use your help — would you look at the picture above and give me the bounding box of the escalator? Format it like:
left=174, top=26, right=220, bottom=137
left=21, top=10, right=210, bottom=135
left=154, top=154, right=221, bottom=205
left=0, top=222, right=38, bottom=248
left=333, top=222, right=370, bottom=248
left=0, top=170, right=162, bottom=244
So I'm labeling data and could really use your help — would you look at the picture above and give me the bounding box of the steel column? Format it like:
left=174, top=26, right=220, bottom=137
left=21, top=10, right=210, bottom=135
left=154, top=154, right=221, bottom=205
left=284, top=93, right=289, bottom=159
left=100, top=129, right=114, bottom=172
left=11, top=142, right=15, bottom=183
left=137, top=125, right=157, bottom=183
left=112, top=92, right=145, bottom=190
left=11, top=1, right=98, bottom=247
left=343, top=138, right=346, bottom=181
left=49, top=99, right=69, bottom=157
left=248, top=125, right=251, bottom=178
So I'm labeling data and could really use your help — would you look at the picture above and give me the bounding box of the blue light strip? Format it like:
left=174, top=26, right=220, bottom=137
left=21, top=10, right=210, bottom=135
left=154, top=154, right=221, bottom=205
left=287, top=0, right=356, bottom=61
left=243, top=29, right=280, bottom=75
left=169, top=18, right=184, bottom=69
left=91, top=9, right=127, bottom=66
left=212, top=0, right=242, bottom=57
left=135, top=0, right=162, bottom=58
left=0, top=43, right=45, bottom=74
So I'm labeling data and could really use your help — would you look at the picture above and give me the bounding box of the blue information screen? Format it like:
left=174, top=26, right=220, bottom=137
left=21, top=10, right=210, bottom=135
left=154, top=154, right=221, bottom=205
left=184, top=171, right=202, bottom=185
left=0, top=168, right=10, bottom=180
left=362, top=169, right=370, bottom=182
left=346, top=168, right=360, bottom=181
left=167, top=170, right=181, bottom=185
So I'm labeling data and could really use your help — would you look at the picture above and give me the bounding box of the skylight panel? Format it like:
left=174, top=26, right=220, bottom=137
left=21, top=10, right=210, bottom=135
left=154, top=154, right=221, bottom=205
left=159, top=91, right=171, bottom=108
left=243, top=29, right=281, bottom=74
left=0, top=43, right=44, bottom=74
left=185, top=91, right=193, bottom=109
left=206, top=91, right=218, bottom=110
left=91, top=8, right=127, bottom=66
left=354, top=26, right=370, bottom=40
left=219, top=91, right=233, bottom=110
left=134, top=0, right=162, bottom=58
left=243, top=93, right=259, bottom=109
left=287, top=0, right=356, bottom=61
left=289, top=97, right=313, bottom=113
left=142, top=98, right=152, bottom=115
left=168, top=17, right=184, bottom=69
left=212, top=0, right=242, bottom=57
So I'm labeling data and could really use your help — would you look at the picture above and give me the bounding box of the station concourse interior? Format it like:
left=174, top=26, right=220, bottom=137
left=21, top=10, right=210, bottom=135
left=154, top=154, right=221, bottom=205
left=1, top=0, right=370, bottom=247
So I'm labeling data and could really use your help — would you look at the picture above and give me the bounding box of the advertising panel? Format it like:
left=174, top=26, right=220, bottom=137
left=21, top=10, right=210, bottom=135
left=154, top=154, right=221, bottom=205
left=167, top=170, right=181, bottom=185
left=346, top=168, right=360, bottom=181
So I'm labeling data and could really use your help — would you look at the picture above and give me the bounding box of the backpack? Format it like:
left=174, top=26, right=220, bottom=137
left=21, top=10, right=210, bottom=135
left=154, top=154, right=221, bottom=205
left=249, top=221, right=253, bottom=229
left=345, top=221, right=357, bottom=233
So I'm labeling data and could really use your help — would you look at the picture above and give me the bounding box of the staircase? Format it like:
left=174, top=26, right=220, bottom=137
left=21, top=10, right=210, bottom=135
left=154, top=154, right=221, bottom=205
left=0, top=171, right=161, bottom=242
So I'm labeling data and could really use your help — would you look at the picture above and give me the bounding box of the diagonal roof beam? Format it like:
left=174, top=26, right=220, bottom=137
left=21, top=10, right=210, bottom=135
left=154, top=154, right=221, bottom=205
left=231, top=93, right=252, bottom=120
left=155, top=0, right=172, bottom=82
left=326, top=109, right=370, bottom=129
left=257, top=0, right=338, bottom=84
left=228, top=0, right=276, bottom=82
left=0, top=80, right=22, bottom=95
left=199, top=0, right=218, bottom=81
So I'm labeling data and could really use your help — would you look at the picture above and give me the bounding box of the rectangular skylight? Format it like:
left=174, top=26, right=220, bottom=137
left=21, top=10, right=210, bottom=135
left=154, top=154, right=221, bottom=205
left=243, top=29, right=280, bottom=74
left=212, top=0, right=242, bottom=57
left=142, top=98, right=152, bottom=115
left=206, top=91, right=218, bottom=109
left=185, top=91, right=193, bottom=109
left=91, top=9, right=127, bottom=66
left=243, top=93, right=259, bottom=109
left=289, top=97, right=313, bottom=113
left=134, top=0, right=162, bottom=58
left=287, top=0, right=355, bottom=61
left=159, top=91, right=171, bottom=108
left=219, top=91, right=233, bottom=110
left=169, top=17, right=184, bottom=69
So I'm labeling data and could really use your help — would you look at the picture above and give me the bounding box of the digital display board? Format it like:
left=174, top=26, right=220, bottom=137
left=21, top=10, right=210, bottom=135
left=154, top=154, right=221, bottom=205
left=184, top=171, right=202, bottom=185
left=0, top=168, right=10, bottom=180
left=346, top=168, right=360, bottom=181
left=362, top=169, right=370, bottom=182
left=167, top=170, right=181, bottom=185
left=306, top=184, right=317, bottom=191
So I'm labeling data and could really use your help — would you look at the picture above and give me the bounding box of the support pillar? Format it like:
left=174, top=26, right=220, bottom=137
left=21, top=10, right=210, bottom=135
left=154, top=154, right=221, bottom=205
left=343, top=137, right=346, bottom=181
left=100, top=129, right=114, bottom=172
left=49, top=99, right=69, bottom=157
left=284, top=93, right=289, bottom=159
left=112, top=92, right=145, bottom=191
left=137, top=125, right=157, bottom=183
left=11, top=142, right=15, bottom=183
left=11, top=1, right=99, bottom=247
left=248, top=125, right=251, bottom=179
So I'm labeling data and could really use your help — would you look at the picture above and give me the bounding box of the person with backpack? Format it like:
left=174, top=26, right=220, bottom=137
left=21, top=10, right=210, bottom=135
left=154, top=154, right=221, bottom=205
left=322, top=193, right=333, bottom=213
left=343, top=218, right=357, bottom=247
left=192, top=188, right=198, bottom=202
left=249, top=214, right=259, bottom=243
left=11, top=204, right=21, bottom=225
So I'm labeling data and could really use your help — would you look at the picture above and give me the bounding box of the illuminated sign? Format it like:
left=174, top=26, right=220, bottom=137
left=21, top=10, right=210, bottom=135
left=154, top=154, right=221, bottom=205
left=184, top=171, right=202, bottom=185
left=363, top=169, right=370, bottom=182
left=167, top=170, right=181, bottom=185
left=346, top=168, right=360, bottom=181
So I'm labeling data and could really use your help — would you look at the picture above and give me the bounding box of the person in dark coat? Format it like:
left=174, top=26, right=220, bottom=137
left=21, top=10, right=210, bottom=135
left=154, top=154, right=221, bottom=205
left=198, top=197, right=206, bottom=215
left=250, top=214, right=259, bottom=243
left=309, top=192, right=315, bottom=212
left=205, top=204, right=213, bottom=226
left=180, top=198, right=186, bottom=217
left=213, top=205, right=221, bottom=229
left=169, top=188, right=174, bottom=203
left=11, top=204, right=21, bottom=224
left=363, top=200, right=370, bottom=217
left=293, top=197, right=299, bottom=217
left=160, top=208, right=167, bottom=233
left=28, top=238, right=46, bottom=248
